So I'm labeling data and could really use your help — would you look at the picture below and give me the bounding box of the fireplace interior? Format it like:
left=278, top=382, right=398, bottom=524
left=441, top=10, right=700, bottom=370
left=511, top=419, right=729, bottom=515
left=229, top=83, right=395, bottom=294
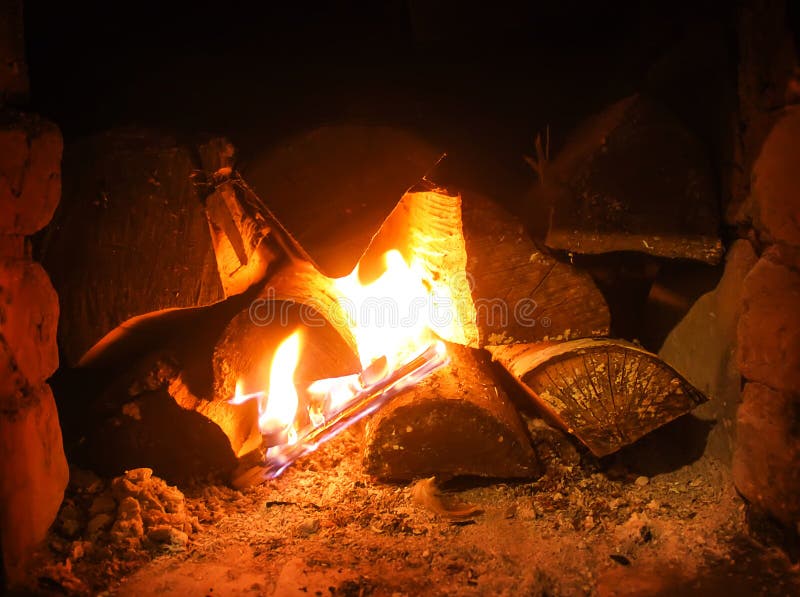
left=2, top=1, right=800, bottom=595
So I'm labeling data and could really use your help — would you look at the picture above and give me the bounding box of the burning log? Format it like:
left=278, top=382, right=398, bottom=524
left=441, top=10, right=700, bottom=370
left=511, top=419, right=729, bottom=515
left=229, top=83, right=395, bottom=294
left=363, top=342, right=540, bottom=481
left=212, top=299, right=360, bottom=416
left=487, top=338, right=706, bottom=457
left=358, top=181, right=610, bottom=347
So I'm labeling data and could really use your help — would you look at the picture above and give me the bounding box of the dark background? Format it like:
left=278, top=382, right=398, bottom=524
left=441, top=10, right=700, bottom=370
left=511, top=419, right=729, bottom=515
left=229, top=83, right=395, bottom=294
left=24, top=0, right=736, bottom=187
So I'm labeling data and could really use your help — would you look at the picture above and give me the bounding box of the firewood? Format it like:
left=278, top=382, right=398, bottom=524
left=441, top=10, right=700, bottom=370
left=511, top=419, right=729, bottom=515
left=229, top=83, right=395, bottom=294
left=358, top=180, right=610, bottom=347
left=531, top=94, right=723, bottom=264
left=363, top=342, right=540, bottom=481
left=40, top=129, right=224, bottom=366
left=212, top=299, right=360, bottom=416
left=487, top=338, right=706, bottom=457
left=200, top=172, right=316, bottom=297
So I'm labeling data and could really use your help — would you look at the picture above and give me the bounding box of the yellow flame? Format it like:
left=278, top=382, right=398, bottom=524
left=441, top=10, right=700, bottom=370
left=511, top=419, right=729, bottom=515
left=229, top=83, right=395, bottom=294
left=334, top=250, right=450, bottom=370
left=258, top=331, right=301, bottom=436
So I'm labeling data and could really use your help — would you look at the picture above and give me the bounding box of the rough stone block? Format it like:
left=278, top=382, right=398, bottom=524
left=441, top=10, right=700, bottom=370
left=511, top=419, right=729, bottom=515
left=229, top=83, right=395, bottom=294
left=0, top=111, right=62, bottom=235
left=660, top=239, right=758, bottom=461
left=0, top=383, right=69, bottom=585
left=737, top=245, right=800, bottom=392
left=0, top=259, right=59, bottom=396
left=733, top=382, right=800, bottom=526
left=751, top=106, right=800, bottom=246
left=0, top=235, right=25, bottom=258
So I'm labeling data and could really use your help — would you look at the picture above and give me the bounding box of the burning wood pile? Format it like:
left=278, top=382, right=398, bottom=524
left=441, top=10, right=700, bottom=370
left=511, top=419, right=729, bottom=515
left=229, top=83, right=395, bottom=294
left=54, top=133, right=706, bottom=489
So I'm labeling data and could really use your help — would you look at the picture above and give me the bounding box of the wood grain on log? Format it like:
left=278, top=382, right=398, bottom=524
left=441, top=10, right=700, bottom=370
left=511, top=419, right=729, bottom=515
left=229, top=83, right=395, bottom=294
left=487, top=338, right=706, bottom=457
left=359, top=180, right=610, bottom=347
left=535, top=94, right=723, bottom=264
left=363, top=342, right=540, bottom=481
left=40, top=129, right=224, bottom=366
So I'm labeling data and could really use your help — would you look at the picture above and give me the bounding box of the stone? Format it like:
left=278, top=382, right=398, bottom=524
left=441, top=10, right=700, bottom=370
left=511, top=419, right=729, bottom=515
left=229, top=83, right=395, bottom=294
left=751, top=106, right=800, bottom=246
left=0, top=259, right=59, bottom=396
left=86, top=513, right=113, bottom=536
left=733, top=382, right=800, bottom=526
left=0, top=0, right=29, bottom=104
left=737, top=246, right=800, bottom=393
left=0, top=383, right=69, bottom=585
left=0, top=111, right=62, bottom=235
left=660, top=239, right=758, bottom=461
left=0, top=235, right=24, bottom=259
left=147, top=525, right=189, bottom=547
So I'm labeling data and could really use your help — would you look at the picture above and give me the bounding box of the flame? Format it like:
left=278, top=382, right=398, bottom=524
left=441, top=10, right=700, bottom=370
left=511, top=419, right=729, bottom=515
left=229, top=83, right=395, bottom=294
left=234, top=331, right=302, bottom=440
left=334, top=250, right=450, bottom=370
left=232, top=250, right=452, bottom=448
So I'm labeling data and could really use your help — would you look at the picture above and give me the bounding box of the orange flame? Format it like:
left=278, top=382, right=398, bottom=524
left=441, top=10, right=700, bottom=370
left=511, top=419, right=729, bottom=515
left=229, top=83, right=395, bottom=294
left=334, top=250, right=450, bottom=370
left=234, top=331, right=302, bottom=441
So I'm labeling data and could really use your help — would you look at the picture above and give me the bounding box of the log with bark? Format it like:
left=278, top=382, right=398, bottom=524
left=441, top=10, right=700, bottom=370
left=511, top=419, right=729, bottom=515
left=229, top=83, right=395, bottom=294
left=358, top=180, right=611, bottom=348
left=363, top=342, right=540, bottom=481
left=487, top=338, right=706, bottom=457
left=39, top=129, right=224, bottom=366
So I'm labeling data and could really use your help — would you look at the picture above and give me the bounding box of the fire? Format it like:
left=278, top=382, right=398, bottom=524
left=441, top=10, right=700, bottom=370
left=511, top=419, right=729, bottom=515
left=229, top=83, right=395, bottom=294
left=232, top=331, right=302, bottom=442
left=230, top=249, right=452, bottom=466
left=334, top=249, right=450, bottom=370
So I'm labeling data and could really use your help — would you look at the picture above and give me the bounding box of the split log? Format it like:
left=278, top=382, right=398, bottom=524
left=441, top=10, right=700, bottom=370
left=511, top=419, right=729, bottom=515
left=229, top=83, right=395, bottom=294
left=359, top=180, right=610, bottom=347
left=40, top=129, right=224, bottom=366
left=363, top=342, right=540, bottom=481
left=487, top=338, right=706, bottom=457
left=58, top=293, right=262, bottom=484
left=212, top=299, right=360, bottom=418
left=532, top=94, right=723, bottom=264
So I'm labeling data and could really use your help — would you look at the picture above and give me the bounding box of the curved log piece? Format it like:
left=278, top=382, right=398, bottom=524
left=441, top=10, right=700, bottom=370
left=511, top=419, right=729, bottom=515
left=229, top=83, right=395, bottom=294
left=487, top=338, right=706, bottom=457
left=358, top=181, right=610, bottom=347
left=212, top=299, right=360, bottom=416
left=363, top=342, right=541, bottom=482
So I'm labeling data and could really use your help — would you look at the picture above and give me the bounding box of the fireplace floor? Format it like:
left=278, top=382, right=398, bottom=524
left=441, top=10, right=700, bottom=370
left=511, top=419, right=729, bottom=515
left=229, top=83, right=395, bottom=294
left=34, top=429, right=799, bottom=596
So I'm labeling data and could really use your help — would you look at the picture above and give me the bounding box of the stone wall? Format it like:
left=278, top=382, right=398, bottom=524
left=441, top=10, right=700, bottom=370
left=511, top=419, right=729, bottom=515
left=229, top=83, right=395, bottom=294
left=729, top=0, right=800, bottom=531
left=0, top=0, right=69, bottom=588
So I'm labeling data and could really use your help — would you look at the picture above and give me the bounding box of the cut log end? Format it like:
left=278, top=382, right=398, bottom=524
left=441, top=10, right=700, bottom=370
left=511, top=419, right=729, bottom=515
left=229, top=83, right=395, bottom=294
left=363, top=343, right=541, bottom=481
left=488, top=338, right=706, bottom=457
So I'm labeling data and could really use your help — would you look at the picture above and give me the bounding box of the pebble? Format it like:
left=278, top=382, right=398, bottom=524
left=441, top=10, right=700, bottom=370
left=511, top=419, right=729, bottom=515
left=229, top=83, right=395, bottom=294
left=635, top=476, right=649, bottom=487
left=298, top=518, right=320, bottom=537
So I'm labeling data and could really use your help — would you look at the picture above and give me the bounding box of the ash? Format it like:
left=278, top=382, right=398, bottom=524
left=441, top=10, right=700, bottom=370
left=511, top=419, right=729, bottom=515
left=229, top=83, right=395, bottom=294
left=34, top=429, right=799, bottom=596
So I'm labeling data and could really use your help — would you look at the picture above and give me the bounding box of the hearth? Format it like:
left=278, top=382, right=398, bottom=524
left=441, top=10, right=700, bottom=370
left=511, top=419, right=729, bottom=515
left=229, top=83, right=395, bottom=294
left=2, top=1, right=799, bottom=595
